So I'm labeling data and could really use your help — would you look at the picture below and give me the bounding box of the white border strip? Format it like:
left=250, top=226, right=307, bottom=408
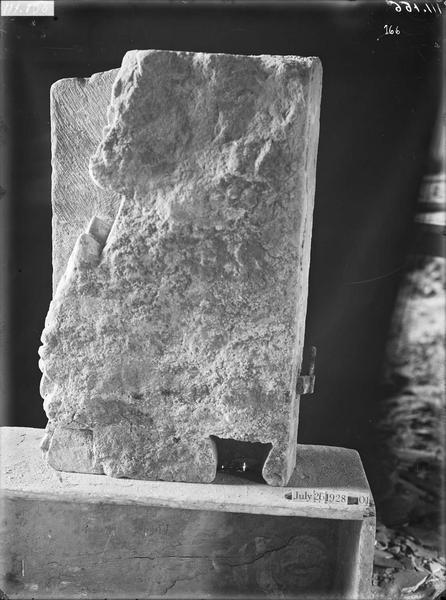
left=0, top=1, right=54, bottom=16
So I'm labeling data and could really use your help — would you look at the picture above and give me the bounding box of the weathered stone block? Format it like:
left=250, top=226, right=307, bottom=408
left=40, top=50, right=322, bottom=486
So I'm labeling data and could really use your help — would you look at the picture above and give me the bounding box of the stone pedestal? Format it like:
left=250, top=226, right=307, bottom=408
left=1, top=427, right=375, bottom=599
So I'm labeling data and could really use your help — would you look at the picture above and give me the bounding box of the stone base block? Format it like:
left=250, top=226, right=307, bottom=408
left=1, top=428, right=375, bottom=599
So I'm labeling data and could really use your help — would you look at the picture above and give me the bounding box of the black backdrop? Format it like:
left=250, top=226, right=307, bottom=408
left=3, top=0, right=441, bottom=492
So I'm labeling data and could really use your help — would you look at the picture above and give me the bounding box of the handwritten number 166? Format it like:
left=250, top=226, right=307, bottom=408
left=384, top=24, right=401, bottom=34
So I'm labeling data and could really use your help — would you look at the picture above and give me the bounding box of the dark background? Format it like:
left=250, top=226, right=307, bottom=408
left=1, top=0, right=442, bottom=492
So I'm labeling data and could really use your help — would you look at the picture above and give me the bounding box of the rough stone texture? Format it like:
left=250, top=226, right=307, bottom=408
left=39, top=49, right=322, bottom=486
left=50, top=69, right=119, bottom=290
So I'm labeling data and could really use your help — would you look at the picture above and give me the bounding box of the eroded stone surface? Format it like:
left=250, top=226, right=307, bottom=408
left=50, top=69, right=119, bottom=290
left=40, top=50, right=322, bottom=486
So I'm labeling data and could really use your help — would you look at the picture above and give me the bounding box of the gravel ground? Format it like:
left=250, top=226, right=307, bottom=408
left=373, top=256, right=445, bottom=599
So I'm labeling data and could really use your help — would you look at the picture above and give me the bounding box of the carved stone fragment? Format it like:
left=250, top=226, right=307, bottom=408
left=39, top=50, right=322, bottom=486
left=50, top=69, right=119, bottom=290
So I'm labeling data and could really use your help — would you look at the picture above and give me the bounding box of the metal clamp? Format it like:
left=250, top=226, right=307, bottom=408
left=296, top=346, right=316, bottom=395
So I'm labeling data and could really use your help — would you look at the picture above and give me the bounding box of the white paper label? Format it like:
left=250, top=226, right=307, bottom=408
left=284, top=488, right=370, bottom=507
left=1, top=1, right=54, bottom=16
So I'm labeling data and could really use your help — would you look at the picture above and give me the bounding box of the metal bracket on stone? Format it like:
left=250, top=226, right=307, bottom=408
left=296, top=346, right=316, bottom=395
